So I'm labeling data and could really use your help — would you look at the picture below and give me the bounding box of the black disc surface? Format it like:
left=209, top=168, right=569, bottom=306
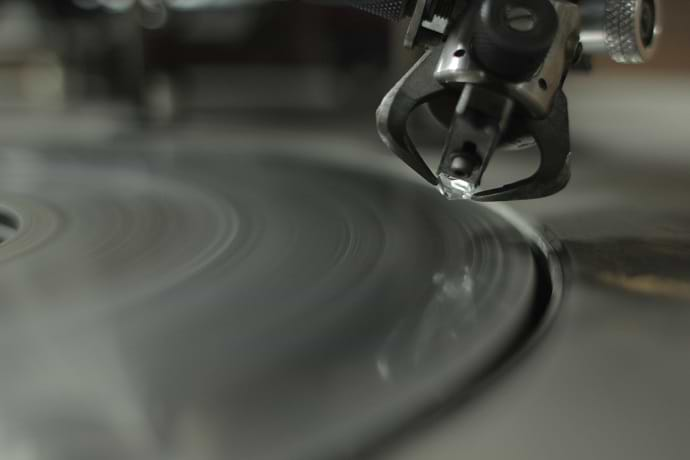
left=0, top=146, right=538, bottom=459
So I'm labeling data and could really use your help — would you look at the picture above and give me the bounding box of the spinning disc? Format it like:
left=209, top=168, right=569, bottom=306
left=0, top=147, right=541, bottom=459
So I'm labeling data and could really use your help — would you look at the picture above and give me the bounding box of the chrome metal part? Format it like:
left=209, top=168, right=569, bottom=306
left=403, top=0, right=429, bottom=48
left=377, top=48, right=445, bottom=185
left=578, top=0, right=608, bottom=54
left=579, top=0, right=662, bottom=63
left=437, top=85, right=515, bottom=199
left=435, top=0, right=580, bottom=119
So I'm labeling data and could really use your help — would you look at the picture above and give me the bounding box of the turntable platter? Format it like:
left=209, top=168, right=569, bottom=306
left=0, top=147, right=546, bottom=459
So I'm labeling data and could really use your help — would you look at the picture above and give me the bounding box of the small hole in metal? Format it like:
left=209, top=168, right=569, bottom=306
left=538, top=78, right=548, bottom=90
left=454, top=49, right=466, bottom=58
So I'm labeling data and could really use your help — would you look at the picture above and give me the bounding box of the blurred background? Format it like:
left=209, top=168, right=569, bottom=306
left=0, top=0, right=396, bottom=124
left=0, top=0, right=683, bottom=137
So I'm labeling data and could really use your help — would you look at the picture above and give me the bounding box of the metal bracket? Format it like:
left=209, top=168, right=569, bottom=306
left=434, top=0, right=580, bottom=119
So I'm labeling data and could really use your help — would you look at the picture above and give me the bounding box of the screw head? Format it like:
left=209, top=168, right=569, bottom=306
left=504, top=5, right=537, bottom=32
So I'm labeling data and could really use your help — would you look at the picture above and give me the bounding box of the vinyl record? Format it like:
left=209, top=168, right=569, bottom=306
left=0, top=146, right=543, bottom=460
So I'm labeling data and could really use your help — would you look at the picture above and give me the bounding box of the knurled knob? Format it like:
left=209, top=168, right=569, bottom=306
left=604, top=0, right=661, bottom=63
